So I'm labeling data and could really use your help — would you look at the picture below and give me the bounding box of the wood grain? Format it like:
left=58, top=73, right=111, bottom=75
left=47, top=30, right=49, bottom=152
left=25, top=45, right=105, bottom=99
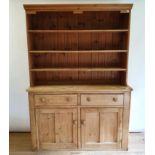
left=24, top=4, right=133, bottom=13
left=81, top=94, right=124, bottom=106
left=24, top=4, right=133, bottom=150
left=29, top=50, right=128, bottom=53
left=27, top=85, right=132, bottom=93
left=9, top=132, right=145, bottom=153
left=28, top=93, right=38, bottom=150
left=81, top=108, right=123, bottom=149
left=36, top=108, right=78, bottom=149
left=122, top=92, right=131, bottom=150
left=28, top=29, right=128, bottom=33
left=34, top=94, right=77, bottom=106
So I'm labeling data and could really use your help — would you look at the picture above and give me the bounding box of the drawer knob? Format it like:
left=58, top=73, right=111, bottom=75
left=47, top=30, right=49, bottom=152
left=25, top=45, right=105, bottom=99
left=86, top=97, right=91, bottom=102
left=40, top=97, right=46, bottom=103
left=66, top=97, right=70, bottom=102
left=113, top=97, right=118, bottom=102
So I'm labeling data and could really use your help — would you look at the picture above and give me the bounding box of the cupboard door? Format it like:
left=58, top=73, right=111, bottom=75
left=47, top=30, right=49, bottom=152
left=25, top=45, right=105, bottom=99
left=36, top=108, right=78, bottom=149
left=81, top=108, right=123, bottom=149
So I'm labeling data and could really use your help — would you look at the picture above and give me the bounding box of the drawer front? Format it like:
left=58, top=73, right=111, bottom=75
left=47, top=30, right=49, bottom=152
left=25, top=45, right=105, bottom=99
left=81, top=94, right=124, bottom=106
left=35, top=94, right=77, bottom=106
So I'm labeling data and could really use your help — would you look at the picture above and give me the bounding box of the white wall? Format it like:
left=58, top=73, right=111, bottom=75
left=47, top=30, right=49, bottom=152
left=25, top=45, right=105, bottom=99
left=9, top=0, right=145, bottom=132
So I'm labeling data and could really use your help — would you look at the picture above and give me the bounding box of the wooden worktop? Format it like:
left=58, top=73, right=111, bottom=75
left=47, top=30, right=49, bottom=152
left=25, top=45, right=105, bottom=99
left=27, top=85, right=132, bottom=93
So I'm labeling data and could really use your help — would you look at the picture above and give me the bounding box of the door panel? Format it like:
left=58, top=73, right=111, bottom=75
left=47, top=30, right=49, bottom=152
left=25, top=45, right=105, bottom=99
left=81, top=108, right=123, bottom=149
left=100, top=112, right=118, bottom=142
left=55, top=112, right=73, bottom=143
left=85, top=112, right=100, bottom=143
left=36, top=108, right=77, bottom=149
left=39, top=113, right=55, bottom=143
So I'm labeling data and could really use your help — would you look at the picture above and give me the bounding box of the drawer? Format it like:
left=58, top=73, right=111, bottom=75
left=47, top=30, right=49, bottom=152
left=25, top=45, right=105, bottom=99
left=35, top=94, right=77, bottom=106
left=81, top=94, right=124, bottom=106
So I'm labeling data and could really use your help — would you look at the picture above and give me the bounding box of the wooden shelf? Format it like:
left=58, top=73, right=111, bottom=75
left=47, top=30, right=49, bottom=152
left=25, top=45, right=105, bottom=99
left=28, top=29, right=128, bottom=33
left=24, top=4, right=133, bottom=12
left=29, top=50, right=128, bottom=53
left=30, top=68, right=127, bottom=72
left=26, top=8, right=129, bottom=86
left=24, top=5, right=132, bottom=151
left=27, top=85, right=132, bottom=93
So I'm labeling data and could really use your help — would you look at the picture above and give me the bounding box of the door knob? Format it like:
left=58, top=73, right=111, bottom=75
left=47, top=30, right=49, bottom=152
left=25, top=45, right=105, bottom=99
left=73, top=120, right=77, bottom=125
left=81, top=120, right=86, bottom=125
left=40, top=97, right=46, bottom=102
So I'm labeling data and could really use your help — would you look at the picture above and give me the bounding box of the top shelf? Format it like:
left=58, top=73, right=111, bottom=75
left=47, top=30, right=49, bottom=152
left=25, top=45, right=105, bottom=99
left=28, top=29, right=128, bottom=33
left=27, top=10, right=130, bottom=31
left=24, top=4, right=133, bottom=12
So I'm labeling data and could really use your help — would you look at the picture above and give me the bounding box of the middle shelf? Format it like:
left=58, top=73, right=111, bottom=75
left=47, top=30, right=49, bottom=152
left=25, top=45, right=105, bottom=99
left=30, top=52, right=127, bottom=69
left=29, top=50, right=128, bottom=53
left=28, top=31, right=128, bottom=51
left=30, top=67, right=127, bottom=72
left=28, top=29, right=128, bottom=33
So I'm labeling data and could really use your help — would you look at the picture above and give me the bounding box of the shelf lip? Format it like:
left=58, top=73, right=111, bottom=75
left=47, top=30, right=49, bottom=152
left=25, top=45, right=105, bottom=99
left=28, top=29, right=128, bottom=33
left=26, top=85, right=132, bottom=93
left=29, top=50, right=128, bottom=53
left=24, top=4, right=133, bottom=12
left=30, top=68, right=127, bottom=72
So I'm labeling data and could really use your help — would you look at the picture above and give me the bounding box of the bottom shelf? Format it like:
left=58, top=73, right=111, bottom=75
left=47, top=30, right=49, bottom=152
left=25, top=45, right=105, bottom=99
left=31, top=71, right=126, bottom=86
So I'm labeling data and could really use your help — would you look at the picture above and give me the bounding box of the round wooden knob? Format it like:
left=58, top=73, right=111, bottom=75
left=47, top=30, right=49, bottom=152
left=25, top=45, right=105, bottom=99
left=40, top=97, right=46, bottom=102
left=81, top=120, right=86, bottom=125
left=66, top=97, right=70, bottom=102
left=73, top=120, right=77, bottom=125
left=86, top=97, right=91, bottom=102
left=113, top=97, right=118, bottom=102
